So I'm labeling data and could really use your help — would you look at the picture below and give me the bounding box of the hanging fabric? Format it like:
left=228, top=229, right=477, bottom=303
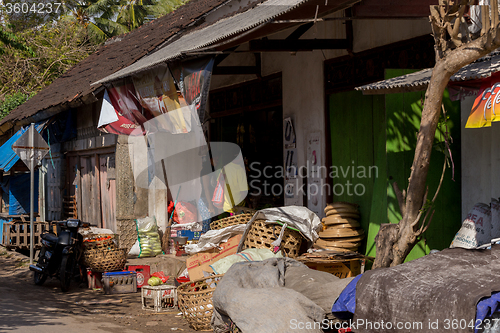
left=98, top=78, right=153, bottom=135
left=169, top=57, right=215, bottom=124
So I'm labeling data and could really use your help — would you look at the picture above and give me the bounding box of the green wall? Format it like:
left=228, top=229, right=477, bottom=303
left=328, top=71, right=461, bottom=261
left=329, top=91, right=386, bottom=257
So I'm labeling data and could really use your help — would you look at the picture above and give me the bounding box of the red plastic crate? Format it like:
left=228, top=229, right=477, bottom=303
left=126, top=265, right=151, bottom=288
left=87, top=270, right=103, bottom=289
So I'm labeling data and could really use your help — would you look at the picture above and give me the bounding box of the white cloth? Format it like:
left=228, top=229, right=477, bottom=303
left=184, top=224, right=246, bottom=254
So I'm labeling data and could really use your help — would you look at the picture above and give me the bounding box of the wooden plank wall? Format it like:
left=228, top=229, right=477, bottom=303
left=46, top=156, right=63, bottom=221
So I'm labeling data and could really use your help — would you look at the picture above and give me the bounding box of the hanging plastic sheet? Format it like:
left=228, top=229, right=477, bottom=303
left=170, top=57, right=215, bottom=124
left=9, top=171, right=39, bottom=215
left=98, top=78, right=153, bottom=136
left=466, top=71, right=500, bottom=128
left=132, top=65, right=191, bottom=134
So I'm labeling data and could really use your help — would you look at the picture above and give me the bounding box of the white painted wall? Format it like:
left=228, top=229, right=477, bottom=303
left=460, top=96, right=500, bottom=219
left=353, top=18, right=432, bottom=53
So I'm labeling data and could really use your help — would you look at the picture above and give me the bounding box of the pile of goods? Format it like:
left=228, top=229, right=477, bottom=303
left=83, top=234, right=127, bottom=272
left=316, top=202, right=365, bottom=252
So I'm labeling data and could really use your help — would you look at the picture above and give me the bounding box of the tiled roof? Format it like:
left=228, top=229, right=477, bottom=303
left=0, top=0, right=230, bottom=130
left=356, top=51, right=500, bottom=94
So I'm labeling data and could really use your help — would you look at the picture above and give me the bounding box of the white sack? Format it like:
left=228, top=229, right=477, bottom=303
left=450, top=202, right=492, bottom=249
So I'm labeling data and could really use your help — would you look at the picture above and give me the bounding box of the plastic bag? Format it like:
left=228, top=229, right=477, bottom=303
left=128, top=240, right=140, bottom=257
left=152, top=271, right=169, bottom=284
left=169, top=201, right=197, bottom=224
left=148, top=276, right=162, bottom=286
left=135, top=216, right=163, bottom=257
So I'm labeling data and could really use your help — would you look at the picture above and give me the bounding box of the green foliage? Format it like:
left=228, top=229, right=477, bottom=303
left=0, top=26, right=36, bottom=56
left=70, top=0, right=186, bottom=44
left=0, top=92, right=34, bottom=120
left=0, top=19, right=98, bottom=101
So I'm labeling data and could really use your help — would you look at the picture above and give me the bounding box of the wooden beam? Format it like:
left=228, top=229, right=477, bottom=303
left=213, top=66, right=259, bottom=75
left=345, top=8, right=353, bottom=54
left=286, top=22, right=314, bottom=40
left=249, top=39, right=349, bottom=51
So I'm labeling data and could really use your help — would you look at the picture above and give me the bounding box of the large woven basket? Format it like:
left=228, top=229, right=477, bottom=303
left=83, top=248, right=127, bottom=272
left=241, top=219, right=303, bottom=258
left=177, top=274, right=224, bottom=331
left=210, top=213, right=253, bottom=231
left=83, top=234, right=116, bottom=250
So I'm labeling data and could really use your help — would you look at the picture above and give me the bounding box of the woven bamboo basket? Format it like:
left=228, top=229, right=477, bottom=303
left=177, top=274, right=224, bottom=331
left=241, top=219, right=303, bottom=258
left=83, top=234, right=116, bottom=250
left=83, top=248, right=127, bottom=272
left=210, top=213, right=253, bottom=231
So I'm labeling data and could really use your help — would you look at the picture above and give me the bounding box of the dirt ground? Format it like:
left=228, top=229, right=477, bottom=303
left=0, top=245, right=199, bottom=333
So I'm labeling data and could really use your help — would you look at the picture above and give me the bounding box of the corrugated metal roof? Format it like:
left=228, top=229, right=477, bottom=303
left=0, top=122, right=45, bottom=172
left=96, top=0, right=311, bottom=84
left=356, top=51, right=500, bottom=94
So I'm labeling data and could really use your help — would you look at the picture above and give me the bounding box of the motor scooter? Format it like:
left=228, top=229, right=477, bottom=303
left=29, top=219, right=89, bottom=292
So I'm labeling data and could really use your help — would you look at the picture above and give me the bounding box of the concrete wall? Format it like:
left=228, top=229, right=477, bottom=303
left=460, top=96, right=500, bottom=219
left=353, top=18, right=431, bottom=53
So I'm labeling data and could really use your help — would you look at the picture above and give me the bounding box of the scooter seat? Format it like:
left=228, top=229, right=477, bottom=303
left=41, top=232, right=58, bottom=243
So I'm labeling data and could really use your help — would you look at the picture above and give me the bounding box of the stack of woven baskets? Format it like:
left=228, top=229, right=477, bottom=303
left=83, top=234, right=127, bottom=272
left=210, top=213, right=253, bottom=230
left=315, top=202, right=365, bottom=252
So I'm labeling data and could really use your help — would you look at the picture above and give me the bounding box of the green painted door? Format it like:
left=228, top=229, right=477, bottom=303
left=329, top=90, right=386, bottom=257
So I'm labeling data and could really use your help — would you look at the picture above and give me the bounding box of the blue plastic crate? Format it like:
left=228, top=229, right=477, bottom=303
left=177, top=230, right=201, bottom=240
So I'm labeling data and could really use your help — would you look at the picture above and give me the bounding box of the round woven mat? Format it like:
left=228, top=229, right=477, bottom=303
left=319, top=227, right=364, bottom=238
left=316, top=238, right=359, bottom=248
left=324, top=202, right=359, bottom=213
left=326, top=210, right=360, bottom=219
left=322, top=217, right=360, bottom=227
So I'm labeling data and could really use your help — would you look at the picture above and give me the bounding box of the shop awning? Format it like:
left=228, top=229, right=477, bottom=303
left=356, top=51, right=500, bottom=95
left=0, top=122, right=46, bottom=172
left=95, top=0, right=340, bottom=85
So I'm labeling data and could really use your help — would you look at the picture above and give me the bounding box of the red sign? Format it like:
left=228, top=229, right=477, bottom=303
left=466, top=72, right=500, bottom=128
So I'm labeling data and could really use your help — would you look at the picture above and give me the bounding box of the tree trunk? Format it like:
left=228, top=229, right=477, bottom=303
left=373, top=30, right=500, bottom=269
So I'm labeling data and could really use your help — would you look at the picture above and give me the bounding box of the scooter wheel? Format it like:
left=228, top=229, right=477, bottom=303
left=34, top=270, right=47, bottom=286
left=60, top=254, right=74, bottom=292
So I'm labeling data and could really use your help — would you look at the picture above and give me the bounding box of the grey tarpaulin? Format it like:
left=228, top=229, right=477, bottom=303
left=212, top=257, right=353, bottom=333
left=236, top=206, right=322, bottom=252
left=353, top=245, right=500, bottom=333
